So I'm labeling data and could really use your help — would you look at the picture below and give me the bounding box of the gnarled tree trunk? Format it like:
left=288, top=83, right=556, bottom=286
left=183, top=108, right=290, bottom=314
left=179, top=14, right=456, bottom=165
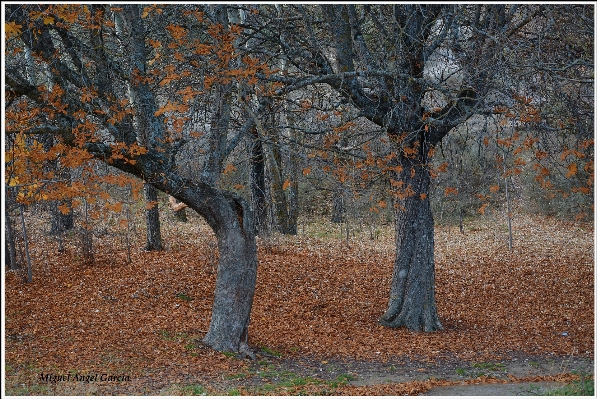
left=202, top=194, right=257, bottom=354
left=166, top=184, right=257, bottom=355
left=379, top=161, right=443, bottom=332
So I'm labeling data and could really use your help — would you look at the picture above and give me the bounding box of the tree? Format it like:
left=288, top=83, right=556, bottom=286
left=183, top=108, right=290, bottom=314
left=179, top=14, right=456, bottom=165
left=242, top=4, right=593, bottom=331
left=4, top=3, right=278, bottom=354
left=6, top=3, right=592, bottom=347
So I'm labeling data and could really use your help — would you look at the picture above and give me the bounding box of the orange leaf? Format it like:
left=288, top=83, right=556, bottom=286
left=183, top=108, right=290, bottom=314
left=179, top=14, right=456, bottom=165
left=57, top=204, right=71, bottom=215
left=302, top=167, right=311, bottom=176
left=223, top=164, right=237, bottom=174
left=566, top=163, right=577, bottom=178
left=478, top=203, right=489, bottom=215
left=489, top=185, right=499, bottom=193
left=282, top=179, right=291, bottom=190
left=444, top=187, right=458, bottom=196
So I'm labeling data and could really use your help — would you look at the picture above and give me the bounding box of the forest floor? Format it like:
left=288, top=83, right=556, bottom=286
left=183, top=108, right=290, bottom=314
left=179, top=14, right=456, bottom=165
left=4, top=210, right=594, bottom=395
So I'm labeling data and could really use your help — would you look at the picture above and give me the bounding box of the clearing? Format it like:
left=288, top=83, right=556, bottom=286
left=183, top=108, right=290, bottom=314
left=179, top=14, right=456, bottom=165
left=4, top=213, right=594, bottom=395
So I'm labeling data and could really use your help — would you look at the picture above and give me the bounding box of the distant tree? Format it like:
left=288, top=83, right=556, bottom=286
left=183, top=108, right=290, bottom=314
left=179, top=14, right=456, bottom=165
left=241, top=4, right=593, bottom=331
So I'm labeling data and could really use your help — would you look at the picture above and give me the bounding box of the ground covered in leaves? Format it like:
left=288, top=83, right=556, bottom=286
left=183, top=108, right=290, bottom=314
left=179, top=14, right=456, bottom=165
left=4, top=211, right=594, bottom=395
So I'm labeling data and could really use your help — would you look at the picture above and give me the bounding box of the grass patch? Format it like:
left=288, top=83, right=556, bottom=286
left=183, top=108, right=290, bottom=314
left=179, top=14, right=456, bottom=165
left=261, top=346, right=282, bottom=358
left=328, top=373, right=354, bottom=388
left=224, top=372, right=251, bottom=381
left=545, top=374, right=594, bottom=396
left=5, top=383, right=52, bottom=396
left=176, top=292, right=193, bottom=301
left=183, top=384, right=207, bottom=395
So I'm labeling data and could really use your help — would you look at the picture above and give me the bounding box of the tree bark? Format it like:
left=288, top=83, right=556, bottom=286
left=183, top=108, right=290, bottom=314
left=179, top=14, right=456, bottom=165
left=20, top=204, right=33, bottom=282
left=144, top=183, right=163, bottom=251
left=202, top=194, right=257, bottom=355
left=5, top=208, right=19, bottom=270
left=331, top=189, right=344, bottom=223
left=250, top=127, right=268, bottom=235
left=267, top=143, right=297, bottom=235
left=81, top=199, right=94, bottom=265
left=379, top=161, right=443, bottom=332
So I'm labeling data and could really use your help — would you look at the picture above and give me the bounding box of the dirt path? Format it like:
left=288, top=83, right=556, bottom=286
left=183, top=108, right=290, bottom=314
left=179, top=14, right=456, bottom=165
left=424, top=382, right=563, bottom=396
left=187, top=352, right=594, bottom=396
left=340, top=354, right=593, bottom=396
left=6, top=352, right=592, bottom=395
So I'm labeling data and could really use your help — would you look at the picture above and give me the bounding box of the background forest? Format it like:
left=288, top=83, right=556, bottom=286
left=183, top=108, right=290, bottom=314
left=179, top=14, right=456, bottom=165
left=4, top=3, right=594, bottom=396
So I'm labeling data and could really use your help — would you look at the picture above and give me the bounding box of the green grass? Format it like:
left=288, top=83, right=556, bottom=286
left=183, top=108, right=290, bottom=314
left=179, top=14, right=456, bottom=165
left=328, top=373, right=354, bottom=388
left=5, top=383, right=51, bottom=396
left=224, top=372, right=251, bottom=381
left=279, top=376, right=320, bottom=387
left=545, top=374, right=594, bottom=396
left=176, top=292, right=193, bottom=301
left=456, top=368, right=466, bottom=376
left=179, top=384, right=207, bottom=395
left=158, top=329, right=189, bottom=341
left=261, top=346, right=282, bottom=357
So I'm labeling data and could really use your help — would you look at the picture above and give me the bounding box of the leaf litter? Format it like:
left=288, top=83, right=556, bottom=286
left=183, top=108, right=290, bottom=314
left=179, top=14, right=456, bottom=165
left=4, top=212, right=593, bottom=394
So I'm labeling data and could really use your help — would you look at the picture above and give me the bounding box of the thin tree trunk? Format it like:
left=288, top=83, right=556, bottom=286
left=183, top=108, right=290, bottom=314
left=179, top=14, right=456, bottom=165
left=331, top=189, right=344, bottom=223
left=266, top=144, right=294, bottom=234
left=5, top=208, right=19, bottom=270
left=250, top=127, right=268, bottom=236
left=144, top=183, right=163, bottom=251
left=126, top=5, right=164, bottom=252
left=125, top=200, right=132, bottom=264
left=505, top=176, right=513, bottom=250
left=379, top=163, right=443, bottom=332
left=459, top=207, right=464, bottom=234
left=19, top=204, right=33, bottom=282
left=81, top=199, right=94, bottom=265
left=286, top=170, right=299, bottom=235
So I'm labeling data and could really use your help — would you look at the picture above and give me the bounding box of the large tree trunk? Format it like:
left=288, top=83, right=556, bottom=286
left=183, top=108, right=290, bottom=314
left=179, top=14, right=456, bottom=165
left=190, top=192, right=257, bottom=356
left=203, top=201, right=257, bottom=355
left=379, top=162, right=443, bottom=332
